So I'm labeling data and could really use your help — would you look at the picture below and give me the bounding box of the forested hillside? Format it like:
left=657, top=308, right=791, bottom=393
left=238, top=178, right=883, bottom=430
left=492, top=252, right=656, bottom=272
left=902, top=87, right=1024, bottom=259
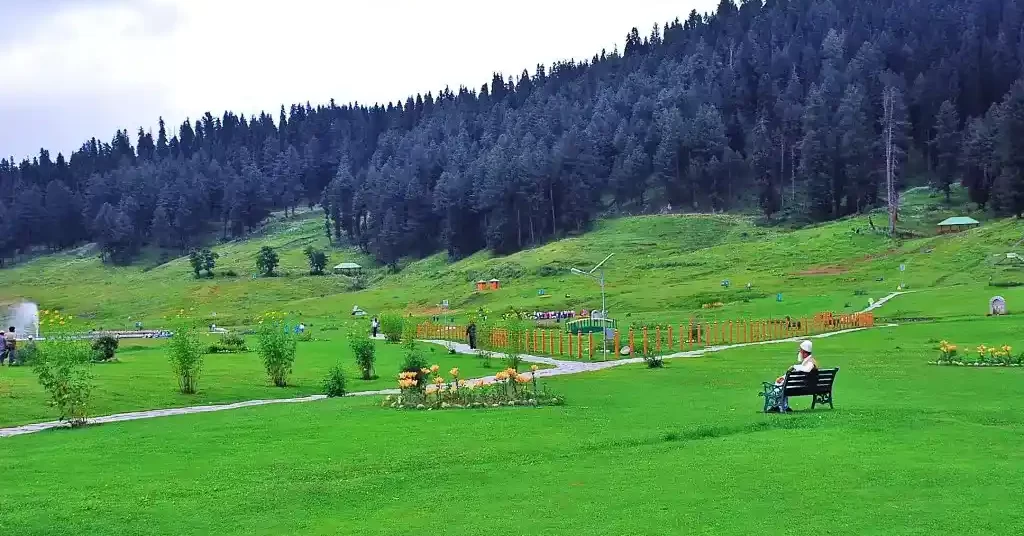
left=2, top=0, right=1023, bottom=267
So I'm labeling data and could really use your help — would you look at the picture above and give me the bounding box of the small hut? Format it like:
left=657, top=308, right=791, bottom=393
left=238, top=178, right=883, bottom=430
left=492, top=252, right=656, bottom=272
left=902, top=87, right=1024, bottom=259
left=937, top=216, right=980, bottom=234
left=488, top=278, right=501, bottom=290
left=475, top=280, right=487, bottom=291
left=333, top=262, right=362, bottom=276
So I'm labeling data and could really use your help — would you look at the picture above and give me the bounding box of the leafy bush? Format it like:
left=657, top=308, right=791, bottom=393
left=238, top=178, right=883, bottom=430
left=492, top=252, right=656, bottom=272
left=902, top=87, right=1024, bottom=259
left=223, top=269, right=239, bottom=277
left=349, top=331, right=377, bottom=380
left=989, top=281, right=1024, bottom=288
left=34, top=311, right=94, bottom=426
left=91, top=335, right=119, bottom=362
left=17, top=340, right=40, bottom=365
left=478, top=350, right=494, bottom=368
left=323, top=365, right=348, bottom=397
left=348, top=275, right=368, bottom=291
left=304, top=246, right=329, bottom=275
left=188, top=248, right=219, bottom=278
left=168, top=324, right=204, bottom=394
left=400, top=349, right=429, bottom=389
left=641, top=348, right=665, bottom=369
left=379, top=312, right=404, bottom=343
left=256, top=312, right=298, bottom=387
left=256, top=246, right=280, bottom=277
left=206, top=332, right=248, bottom=354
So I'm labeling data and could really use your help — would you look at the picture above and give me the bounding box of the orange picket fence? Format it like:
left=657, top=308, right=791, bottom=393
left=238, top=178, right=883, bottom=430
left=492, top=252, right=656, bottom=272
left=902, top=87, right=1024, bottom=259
left=415, top=311, right=874, bottom=361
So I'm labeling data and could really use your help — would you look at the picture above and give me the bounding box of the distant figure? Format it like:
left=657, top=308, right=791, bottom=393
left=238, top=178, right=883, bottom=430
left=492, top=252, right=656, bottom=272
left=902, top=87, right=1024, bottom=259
left=1, top=326, right=16, bottom=366
left=298, top=323, right=306, bottom=333
left=371, top=317, right=380, bottom=338
left=466, top=321, right=477, bottom=350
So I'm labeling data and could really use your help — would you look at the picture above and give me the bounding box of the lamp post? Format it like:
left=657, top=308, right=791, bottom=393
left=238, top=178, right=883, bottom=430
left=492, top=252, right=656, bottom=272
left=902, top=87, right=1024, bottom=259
left=571, top=253, right=613, bottom=358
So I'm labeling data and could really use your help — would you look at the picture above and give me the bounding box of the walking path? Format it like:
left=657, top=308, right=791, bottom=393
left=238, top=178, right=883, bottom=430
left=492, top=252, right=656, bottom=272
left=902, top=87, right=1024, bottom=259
left=0, top=294, right=903, bottom=439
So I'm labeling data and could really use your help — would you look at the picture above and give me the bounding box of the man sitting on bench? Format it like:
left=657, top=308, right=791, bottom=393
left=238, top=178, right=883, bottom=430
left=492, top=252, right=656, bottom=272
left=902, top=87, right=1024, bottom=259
left=771, top=340, right=818, bottom=412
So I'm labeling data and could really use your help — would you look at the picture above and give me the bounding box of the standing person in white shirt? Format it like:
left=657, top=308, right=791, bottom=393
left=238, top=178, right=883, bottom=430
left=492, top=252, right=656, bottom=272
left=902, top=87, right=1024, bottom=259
left=775, top=340, right=818, bottom=412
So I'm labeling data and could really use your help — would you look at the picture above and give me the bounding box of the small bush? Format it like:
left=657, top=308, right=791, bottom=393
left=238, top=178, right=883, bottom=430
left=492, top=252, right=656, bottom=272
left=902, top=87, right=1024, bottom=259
left=323, top=365, right=348, bottom=397
left=503, top=352, right=524, bottom=372
left=90, top=335, right=119, bottom=362
left=168, top=324, right=204, bottom=394
left=379, top=312, right=404, bottom=343
left=400, top=349, right=429, bottom=388
left=478, top=350, right=494, bottom=369
left=256, top=313, right=298, bottom=387
left=224, top=269, right=239, bottom=277
left=349, top=331, right=377, bottom=380
left=33, top=335, right=94, bottom=426
left=16, top=340, right=40, bottom=365
left=989, top=281, right=1024, bottom=288
left=207, top=332, right=248, bottom=354
left=348, top=275, right=368, bottom=291
left=642, top=351, right=665, bottom=369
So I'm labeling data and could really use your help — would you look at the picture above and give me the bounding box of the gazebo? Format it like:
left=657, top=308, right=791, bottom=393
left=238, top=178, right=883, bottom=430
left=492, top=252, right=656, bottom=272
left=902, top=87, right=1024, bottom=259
left=333, top=262, right=362, bottom=276
left=937, top=216, right=980, bottom=234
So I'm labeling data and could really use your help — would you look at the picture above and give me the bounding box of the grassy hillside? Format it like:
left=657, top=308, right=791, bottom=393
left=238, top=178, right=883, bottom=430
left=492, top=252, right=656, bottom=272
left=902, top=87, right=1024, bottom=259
left=1, top=186, right=1021, bottom=329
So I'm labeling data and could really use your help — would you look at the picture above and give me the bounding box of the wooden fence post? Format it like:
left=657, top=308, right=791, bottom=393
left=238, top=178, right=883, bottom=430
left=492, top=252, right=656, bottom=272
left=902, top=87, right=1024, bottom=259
left=577, top=333, right=583, bottom=360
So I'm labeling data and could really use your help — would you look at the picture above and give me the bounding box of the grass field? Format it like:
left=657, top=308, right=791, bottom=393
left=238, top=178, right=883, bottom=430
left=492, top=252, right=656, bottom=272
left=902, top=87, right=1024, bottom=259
left=2, top=186, right=1024, bottom=534
left=0, top=335, right=531, bottom=428
left=2, top=317, right=1023, bottom=535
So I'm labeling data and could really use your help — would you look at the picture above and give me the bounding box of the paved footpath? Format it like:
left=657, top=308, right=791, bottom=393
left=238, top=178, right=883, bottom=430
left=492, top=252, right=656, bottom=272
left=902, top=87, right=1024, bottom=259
left=0, top=293, right=903, bottom=439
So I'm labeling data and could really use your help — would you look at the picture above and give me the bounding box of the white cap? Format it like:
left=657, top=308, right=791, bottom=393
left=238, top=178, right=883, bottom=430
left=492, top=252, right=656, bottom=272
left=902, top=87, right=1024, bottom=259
left=800, top=340, right=813, bottom=353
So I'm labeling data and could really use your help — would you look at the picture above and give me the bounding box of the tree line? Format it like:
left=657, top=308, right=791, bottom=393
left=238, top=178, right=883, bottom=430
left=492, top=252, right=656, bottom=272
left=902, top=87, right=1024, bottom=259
left=2, top=0, right=1024, bottom=267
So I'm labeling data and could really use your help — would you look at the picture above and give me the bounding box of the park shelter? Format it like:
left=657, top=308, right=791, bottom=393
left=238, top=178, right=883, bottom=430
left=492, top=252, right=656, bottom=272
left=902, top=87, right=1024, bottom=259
left=937, top=216, right=980, bottom=234
left=489, top=279, right=501, bottom=290
left=333, top=262, right=362, bottom=275
left=475, top=280, right=487, bottom=291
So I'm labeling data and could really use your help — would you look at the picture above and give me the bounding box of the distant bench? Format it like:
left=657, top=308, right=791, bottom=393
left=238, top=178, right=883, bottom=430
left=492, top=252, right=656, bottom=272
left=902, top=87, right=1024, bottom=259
left=760, top=368, right=839, bottom=413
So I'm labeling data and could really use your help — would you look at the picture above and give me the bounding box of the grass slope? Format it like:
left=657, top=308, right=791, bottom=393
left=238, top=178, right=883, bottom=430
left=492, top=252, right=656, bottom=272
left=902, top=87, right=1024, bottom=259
left=2, top=318, right=1023, bottom=534
left=1, top=186, right=1021, bottom=331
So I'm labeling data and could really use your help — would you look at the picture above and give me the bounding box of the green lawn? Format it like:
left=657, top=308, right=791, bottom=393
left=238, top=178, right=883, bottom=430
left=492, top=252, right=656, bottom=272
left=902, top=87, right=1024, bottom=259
left=2, top=317, right=1023, bottom=534
left=0, top=335, right=526, bottom=428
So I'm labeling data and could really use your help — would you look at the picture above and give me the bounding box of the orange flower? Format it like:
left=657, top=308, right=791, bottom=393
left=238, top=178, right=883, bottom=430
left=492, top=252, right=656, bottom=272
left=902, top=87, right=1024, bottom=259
left=430, top=364, right=440, bottom=373
left=433, top=376, right=444, bottom=385
left=449, top=367, right=460, bottom=378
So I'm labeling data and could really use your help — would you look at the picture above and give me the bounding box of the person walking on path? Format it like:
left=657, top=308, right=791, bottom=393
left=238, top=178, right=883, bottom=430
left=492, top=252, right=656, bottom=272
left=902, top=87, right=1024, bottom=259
left=466, top=321, right=477, bottom=350
left=371, top=316, right=380, bottom=338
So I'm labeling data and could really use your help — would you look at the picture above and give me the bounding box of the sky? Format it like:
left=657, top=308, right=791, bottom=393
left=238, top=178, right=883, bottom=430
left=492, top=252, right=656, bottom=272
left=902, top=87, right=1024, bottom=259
left=0, top=0, right=716, bottom=161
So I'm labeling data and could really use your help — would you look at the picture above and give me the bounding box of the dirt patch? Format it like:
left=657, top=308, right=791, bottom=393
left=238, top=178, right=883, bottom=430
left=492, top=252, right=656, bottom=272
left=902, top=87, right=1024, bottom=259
left=796, top=265, right=849, bottom=276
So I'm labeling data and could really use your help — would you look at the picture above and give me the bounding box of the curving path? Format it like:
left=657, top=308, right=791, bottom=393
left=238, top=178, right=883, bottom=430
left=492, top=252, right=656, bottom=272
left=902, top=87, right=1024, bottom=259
left=0, top=293, right=903, bottom=439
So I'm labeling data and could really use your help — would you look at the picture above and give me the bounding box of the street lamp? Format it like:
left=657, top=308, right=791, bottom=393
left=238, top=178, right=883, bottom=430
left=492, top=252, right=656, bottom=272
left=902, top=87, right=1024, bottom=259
left=571, top=253, right=613, bottom=358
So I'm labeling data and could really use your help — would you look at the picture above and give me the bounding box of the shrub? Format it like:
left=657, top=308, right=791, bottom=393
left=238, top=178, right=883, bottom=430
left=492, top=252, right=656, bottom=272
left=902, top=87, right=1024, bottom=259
left=223, top=269, right=239, bottom=277
left=206, top=332, right=248, bottom=354
left=503, top=352, right=524, bottom=371
left=349, top=330, right=377, bottom=380
left=304, top=246, right=329, bottom=275
left=642, top=349, right=665, bottom=369
left=256, top=246, right=280, bottom=277
left=323, top=365, right=348, bottom=397
left=400, top=349, right=429, bottom=389
left=256, top=312, right=298, bottom=387
left=348, top=275, right=368, bottom=291
left=379, top=312, right=404, bottom=343
left=33, top=311, right=93, bottom=426
left=91, top=335, right=119, bottom=362
left=168, top=324, right=204, bottom=394
left=478, top=350, right=494, bottom=369
left=16, top=340, right=40, bottom=366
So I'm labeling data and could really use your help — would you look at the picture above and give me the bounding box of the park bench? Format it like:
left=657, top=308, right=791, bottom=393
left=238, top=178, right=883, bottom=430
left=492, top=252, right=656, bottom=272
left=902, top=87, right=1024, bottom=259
left=760, top=368, right=839, bottom=413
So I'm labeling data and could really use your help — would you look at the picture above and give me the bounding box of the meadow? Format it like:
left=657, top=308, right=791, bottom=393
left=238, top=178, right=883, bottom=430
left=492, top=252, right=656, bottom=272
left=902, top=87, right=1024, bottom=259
left=2, top=186, right=1024, bottom=534
left=2, top=317, right=1023, bottom=535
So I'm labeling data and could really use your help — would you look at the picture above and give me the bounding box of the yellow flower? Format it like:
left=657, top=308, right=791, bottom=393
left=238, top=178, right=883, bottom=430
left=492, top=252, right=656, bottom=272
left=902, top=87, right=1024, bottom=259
left=433, top=376, right=444, bottom=385
left=449, top=368, right=459, bottom=377
left=421, top=368, right=430, bottom=375
left=530, top=365, right=539, bottom=372
left=430, top=364, right=440, bottom=373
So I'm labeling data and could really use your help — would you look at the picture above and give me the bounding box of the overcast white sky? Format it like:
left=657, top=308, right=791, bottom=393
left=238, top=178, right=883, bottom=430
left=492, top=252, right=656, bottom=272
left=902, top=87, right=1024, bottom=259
left=0, top=0, right=715, bottom=161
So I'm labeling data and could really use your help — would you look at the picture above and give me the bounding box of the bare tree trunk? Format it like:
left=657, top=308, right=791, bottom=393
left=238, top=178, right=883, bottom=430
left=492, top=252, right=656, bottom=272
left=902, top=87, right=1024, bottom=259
left=550, top=183, right=557, bottom=237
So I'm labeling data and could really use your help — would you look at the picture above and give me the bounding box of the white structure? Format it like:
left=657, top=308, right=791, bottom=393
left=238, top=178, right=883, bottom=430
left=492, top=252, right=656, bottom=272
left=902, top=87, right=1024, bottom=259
left=990, top=296, right=1007, bottom=316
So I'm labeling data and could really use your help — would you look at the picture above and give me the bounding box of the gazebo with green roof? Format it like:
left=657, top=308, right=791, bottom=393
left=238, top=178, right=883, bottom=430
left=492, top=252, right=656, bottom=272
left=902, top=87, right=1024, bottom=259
left=936, top=216, right=980, bottom=234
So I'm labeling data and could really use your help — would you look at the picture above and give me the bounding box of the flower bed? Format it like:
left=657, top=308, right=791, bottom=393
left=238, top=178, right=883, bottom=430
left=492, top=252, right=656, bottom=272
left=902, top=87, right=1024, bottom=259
left=930, top=341, right=1024, bottom=367
left=385, top=365, right=564, bottom=410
